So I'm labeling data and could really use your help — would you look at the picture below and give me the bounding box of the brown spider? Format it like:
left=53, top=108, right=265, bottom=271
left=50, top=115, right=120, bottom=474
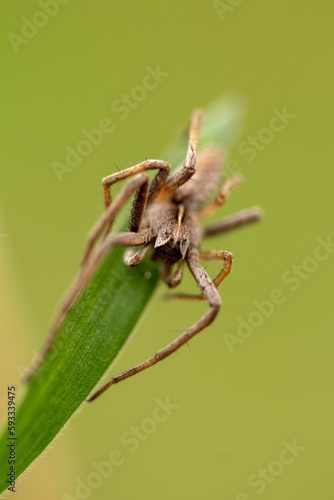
left=25, top=109, right=261, bottom=399
left=82, top=109, right=261, bottom=400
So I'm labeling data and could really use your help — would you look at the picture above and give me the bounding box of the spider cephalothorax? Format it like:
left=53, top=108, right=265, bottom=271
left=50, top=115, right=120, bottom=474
left=152, top=207, right=190, bottom=265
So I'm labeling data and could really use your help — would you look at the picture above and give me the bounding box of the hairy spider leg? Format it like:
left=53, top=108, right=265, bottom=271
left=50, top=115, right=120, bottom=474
left=87, top=246, right=229, bottom=401
left=160, top=260, right=185, bottom=288
left=102, top=159, right=170, bottom=235
left=123, top=243, right=152, bottom=267
left=82, top=160, right=170, bottom=267
left=102, top=160, right=170, bottom=208
left=203, top=207, right=263, bottom=238
left=165, top=250, right=233, bottom=302
left=81, top=174, right=149, bottom=269
left=198, top=175, right=244, bottom=218
left=163, top=109, right=203, bottom=193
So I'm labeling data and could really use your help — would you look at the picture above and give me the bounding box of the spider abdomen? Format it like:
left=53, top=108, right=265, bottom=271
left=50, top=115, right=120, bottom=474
left=173, top=148, right=223, bottom=209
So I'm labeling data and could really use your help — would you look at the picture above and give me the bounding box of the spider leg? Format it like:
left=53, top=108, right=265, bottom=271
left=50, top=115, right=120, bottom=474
left=160, top=260, right=185, bottom=288
left=24, top=231, right=146, bottom=382
left=102, top=159, right=170, bottom=238
left=87, top=247, right=224, bottom=401
left=123, top=243, right=152, bottom=266
left=203, top=207, right=263, bottom=238
left=165, top=250, right=233, bottom=301
left=81, top=174, right=149, bottom=269
left=164, top=109, right=203, bottom=192
left=199, top=175, right=243, bottom=218
left=103, top=159, right=170, bottom=209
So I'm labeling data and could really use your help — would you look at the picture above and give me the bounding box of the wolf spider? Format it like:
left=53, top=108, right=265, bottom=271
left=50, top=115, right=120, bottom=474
left=25, top=109, right=261, bottom=399
left=82, top=109, right=261, bottom=401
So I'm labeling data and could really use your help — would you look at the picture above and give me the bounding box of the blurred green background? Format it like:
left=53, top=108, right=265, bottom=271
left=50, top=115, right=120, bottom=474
left=1, top=1, right=333, bottom=499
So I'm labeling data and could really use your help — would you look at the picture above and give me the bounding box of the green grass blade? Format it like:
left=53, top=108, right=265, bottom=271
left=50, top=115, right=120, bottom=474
left=0, top=96, right=245, bottom=493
